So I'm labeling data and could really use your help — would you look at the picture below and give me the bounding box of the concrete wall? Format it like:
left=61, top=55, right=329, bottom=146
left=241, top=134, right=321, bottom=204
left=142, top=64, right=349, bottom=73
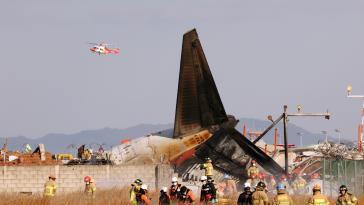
left=0, top=164, right=174, bottom=194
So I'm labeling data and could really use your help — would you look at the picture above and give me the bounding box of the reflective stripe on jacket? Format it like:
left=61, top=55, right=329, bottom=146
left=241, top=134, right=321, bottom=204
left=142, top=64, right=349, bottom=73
left=308, top=193, right=330, bottom=205
left=273, top=192, right=293, bottom=205
left=203, top=163, right=213, bottom=176
left=248, top=167, right=259, bottom=178
left=85, top=183, right=96, bottom=194
left=252, top=189, right=269, bottom=205
left=43, top=181, right=57, bottom=197
left=336, top=193, right=358, bottom=205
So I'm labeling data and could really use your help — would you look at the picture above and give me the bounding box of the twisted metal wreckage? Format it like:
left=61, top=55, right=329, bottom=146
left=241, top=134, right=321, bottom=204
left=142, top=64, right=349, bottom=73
left=109, top=29, right=322, bottom=180
left=110, top=29, right=362, bottom=182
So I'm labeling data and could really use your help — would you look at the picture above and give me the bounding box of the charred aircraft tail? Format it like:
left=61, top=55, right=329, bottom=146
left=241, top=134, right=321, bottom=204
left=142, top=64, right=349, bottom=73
left=173, top=29, right=228, bottom=138
left=173, top=29, right=284, bottom=177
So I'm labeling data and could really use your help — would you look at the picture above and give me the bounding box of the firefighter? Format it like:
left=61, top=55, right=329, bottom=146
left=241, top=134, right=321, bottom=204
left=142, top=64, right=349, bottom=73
left=200, top=176, right=217, bottom=204
left=247, top=160, right=259, bottom=178
left=272, top=183, right=293, bottom=205
left=224, top=173, right=237, bottom=196
left=178, top=186, right=196, bottom=205
left=252, top=182, right=269, bottom=205
left=82, top=148, right=92, bottom=160
left=43, top=175, right=57, bottom=197
left=267, top=175, right=277, bottom=192
left=130, top=179, right=143, bottom=205
left=336, top=185, right=358, bottom=205
left=292, top=174, right=307, bottom=195
left=137, top=184, right=152, bottom=205
left=258, top=172, right=267, bottom=184
left=250, top=174, right=259, bottom=190
left=159, top=187, right=170, bottom=205
left=279, top=175, right=292, bottom=194
left=170, top=177, right=182, bottom=205
left=307, top=184, right=329, bottom=205
left=84, top=176, right=96, bottom=198
left=237, top=183, right=253, bottom=205
left=311, top=173, right=320, bottom=180
left=200, top=176, right=210, bottom=204
left=247, top=160, right=260, bottom=186
left=200, top=158, right=214, bottom=178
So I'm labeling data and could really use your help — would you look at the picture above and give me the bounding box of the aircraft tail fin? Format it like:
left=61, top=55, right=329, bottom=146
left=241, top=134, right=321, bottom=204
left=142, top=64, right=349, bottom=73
left=173, top=29, right=228, bottom=138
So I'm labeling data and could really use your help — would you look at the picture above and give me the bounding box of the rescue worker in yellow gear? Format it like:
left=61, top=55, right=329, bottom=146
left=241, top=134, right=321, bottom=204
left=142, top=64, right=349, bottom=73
left=247, top=160, right=260, bottom=186
left=292, top=174, right=307, bottom=195
left=336, top=185, right=358, bottom=205
left=247, top=160, right=259, bottom=179
left=84, top=176, right=97, bottom=198
left=247, top=160, right=259, bottom=178
left=224, top=173, right=237, bottom=196
left=272, top=183, right=293, bottom=205
left=200, top=157, right=214, bottom=178
left=267, top=175, right=277, bottom=192
left=307, top=184, right=330, bottom=205
left=252, top=181, right=269, bottom=205
left=43, top=175, right=57, bottom=197
left=130, top=179, right=143, bottom=205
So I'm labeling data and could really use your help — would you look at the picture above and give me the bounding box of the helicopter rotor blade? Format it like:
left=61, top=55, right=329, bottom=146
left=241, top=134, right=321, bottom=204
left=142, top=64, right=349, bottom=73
left=87, top=42, right=99, bottom=45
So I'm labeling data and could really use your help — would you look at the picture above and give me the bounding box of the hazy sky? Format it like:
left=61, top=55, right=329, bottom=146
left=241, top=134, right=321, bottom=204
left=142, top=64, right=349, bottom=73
left=0, top=1, right=363, bottom=140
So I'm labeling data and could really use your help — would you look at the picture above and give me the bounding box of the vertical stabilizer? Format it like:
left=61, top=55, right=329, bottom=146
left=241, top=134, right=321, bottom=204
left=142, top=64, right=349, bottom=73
left=173, top=29, right=228, bottom=138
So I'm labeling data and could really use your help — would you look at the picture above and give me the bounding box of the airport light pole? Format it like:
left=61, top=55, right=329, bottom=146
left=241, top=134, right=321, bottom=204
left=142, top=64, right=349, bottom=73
left=321, top=130, right=328, bottom=143
left=253, top=105, right=330, bottom=175
left=347, top=85, right=364, bottom=153
left=297, top=132, right=303, bottom=147
left=285, top=106, right=330, bottom=175
left=334, top=129, right=341, bottom=144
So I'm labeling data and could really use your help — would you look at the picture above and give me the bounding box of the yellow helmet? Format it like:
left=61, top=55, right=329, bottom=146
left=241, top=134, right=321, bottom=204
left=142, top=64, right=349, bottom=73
left=313, top=184, right=321, bottom=191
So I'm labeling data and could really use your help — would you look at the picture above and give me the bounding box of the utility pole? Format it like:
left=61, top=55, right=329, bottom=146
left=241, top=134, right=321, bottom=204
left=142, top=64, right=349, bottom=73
left=321, top=130, right=328, bottom=143
left=334, top=129, right=341, bottom=144
left=283, top=105, right=289, bottom=175
left=297, top=132, right=303, bottom=147
left=285, top=106, right=330, bottom=175
left=347, top=85, right=364, bottom=153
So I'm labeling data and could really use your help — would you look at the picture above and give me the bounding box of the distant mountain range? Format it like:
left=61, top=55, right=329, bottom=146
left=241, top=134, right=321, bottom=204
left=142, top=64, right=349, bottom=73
left=0, top=118, right=351, bottom=154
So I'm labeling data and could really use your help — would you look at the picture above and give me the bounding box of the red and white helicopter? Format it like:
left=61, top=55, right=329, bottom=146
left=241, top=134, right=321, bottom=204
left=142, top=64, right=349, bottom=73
left=88, top=43, right=120, bottom=55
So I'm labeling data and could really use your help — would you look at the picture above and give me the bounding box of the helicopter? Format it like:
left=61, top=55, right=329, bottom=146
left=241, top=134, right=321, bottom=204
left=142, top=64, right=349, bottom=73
left=88, top=43, right=120, bottom=55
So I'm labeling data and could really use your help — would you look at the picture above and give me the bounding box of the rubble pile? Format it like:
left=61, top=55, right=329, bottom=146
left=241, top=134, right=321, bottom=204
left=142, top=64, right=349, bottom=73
left=314, top=142, right=362, bottom=159
left=0, top=152, right=58, bottom=165
left=0, top=144, right=59, bottom=166
left=0, top=151, right=58, bottom=166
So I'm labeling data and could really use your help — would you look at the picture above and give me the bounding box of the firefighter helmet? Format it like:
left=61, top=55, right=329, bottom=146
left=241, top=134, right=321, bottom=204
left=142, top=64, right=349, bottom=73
left=313, top=184, right=321, bottom=191
left=257, top=181, right=266, bottom=188
left=339, top=185, right=348, bottom=192
left=84, top=176, right=91, bottom=183
left=134, top=178, right=143, bottom=185
left=276, top=183, right=286, bottom=190
left=141, top=184, right=148, bottom=190
left=172, top=177, right=178, bottom=182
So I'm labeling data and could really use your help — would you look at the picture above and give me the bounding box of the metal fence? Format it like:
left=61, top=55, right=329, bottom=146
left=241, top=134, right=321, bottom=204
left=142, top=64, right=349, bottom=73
left=321, top=158, right=364, bottom=197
